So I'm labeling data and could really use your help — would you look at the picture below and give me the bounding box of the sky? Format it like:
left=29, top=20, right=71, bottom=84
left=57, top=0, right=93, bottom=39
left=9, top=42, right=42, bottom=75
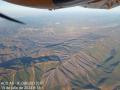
left=0, top=0, right=120, bottom=17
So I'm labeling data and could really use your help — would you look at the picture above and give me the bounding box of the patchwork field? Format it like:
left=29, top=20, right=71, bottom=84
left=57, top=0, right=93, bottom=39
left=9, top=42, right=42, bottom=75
left=0, top=10, right=120, bottom=90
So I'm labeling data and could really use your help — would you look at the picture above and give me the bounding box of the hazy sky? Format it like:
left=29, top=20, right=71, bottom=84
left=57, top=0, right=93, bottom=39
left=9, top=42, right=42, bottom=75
left=1, top=0, right=120, bottom=17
